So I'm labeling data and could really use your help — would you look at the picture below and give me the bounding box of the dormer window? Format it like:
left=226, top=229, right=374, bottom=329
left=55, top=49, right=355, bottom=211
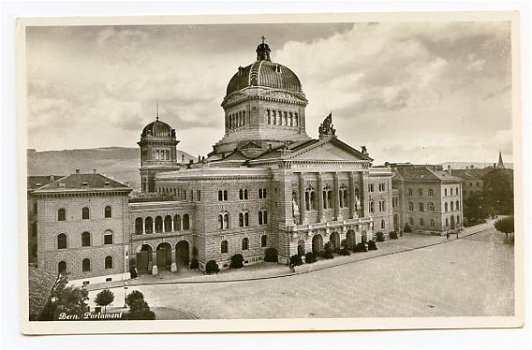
left=82, top=182, right=88, bottom=187
left=104, top=181, right=110, bottom=187
left=59, top=183, right=65, bottom=188
left=275, top=64, right=282, bottom=73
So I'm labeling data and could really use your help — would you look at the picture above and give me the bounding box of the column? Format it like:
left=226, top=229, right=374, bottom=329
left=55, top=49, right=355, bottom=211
left=171, top=217, right=175, bottom=232
left=151, top=251, right=158, bottom=275
left=361, top=171, right=369, bottom=217
left=317, top=172, right=324, bottom=222
left=333, top=173, right=342, bottom=221
left=349, top=172, right=356, bottom=219
left=298, top=172, right=307, bottom=225
left=152, top=220, right=156, bottom=235
left=142, top=218, right=145, bottom=234
left=170, top=248, right=177, bottom=272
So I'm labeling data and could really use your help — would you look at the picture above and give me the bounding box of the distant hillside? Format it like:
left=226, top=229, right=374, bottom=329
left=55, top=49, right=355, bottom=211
left=440, top=161, right=513, bottom=170
left=27, top=147, right=195, bottom=190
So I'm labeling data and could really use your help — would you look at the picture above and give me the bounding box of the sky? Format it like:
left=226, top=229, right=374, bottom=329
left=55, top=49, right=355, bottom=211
left=25, top=21, right=513, bottom=164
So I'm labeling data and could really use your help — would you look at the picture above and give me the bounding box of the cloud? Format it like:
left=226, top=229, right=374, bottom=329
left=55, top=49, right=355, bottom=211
left=26, top=21, right=512, bottom=164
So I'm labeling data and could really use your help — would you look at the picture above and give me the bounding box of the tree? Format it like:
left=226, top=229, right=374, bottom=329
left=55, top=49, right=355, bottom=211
left=483, top=169, right=514, bottom=215
left=495, top=216, right=514, bottom=241
left=125, top=290, right=145, bottom=308
left=39, top=275, right=88, bottom=321
left=94, top=289, right=114, bottom=314
left=463, top=191, right=490, bottom=220
left=124, top=291, right=155, bottom=320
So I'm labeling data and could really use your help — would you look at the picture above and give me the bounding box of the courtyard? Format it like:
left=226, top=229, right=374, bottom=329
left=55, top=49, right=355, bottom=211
left=88, top=223, right=514, bottom=319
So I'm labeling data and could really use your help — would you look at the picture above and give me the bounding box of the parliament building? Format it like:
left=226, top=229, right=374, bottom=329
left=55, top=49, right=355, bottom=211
left=28, top=40, right=462, bottom=286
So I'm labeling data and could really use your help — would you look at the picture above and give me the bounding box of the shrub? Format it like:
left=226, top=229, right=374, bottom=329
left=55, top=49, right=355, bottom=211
left=320, top=243, right=334, bottom=259
left=376, top=231, right=385, bottom=242
left=339, top=247, right=351, bottom=256
left=205, top=260, right=219, bottom=274
left=264, top=248, right=279, bottom=262
left=124, top=299, right=155, bottom=320
left=389, top=231, right=398, bottom=239
left=403, top=224, right=412, bottom=233
left=305, top=252, right=317, bottom=264
left=126, top=290, right=145, bottom=308
left=189, top=258, right=199, bottom=270
left=355, top=242, right=367, bottom=253
left=368, top=240, right=378, bottom=251
left=230, top=254, right=244, bottom=269
left=290, top=254, right=303, bottom=266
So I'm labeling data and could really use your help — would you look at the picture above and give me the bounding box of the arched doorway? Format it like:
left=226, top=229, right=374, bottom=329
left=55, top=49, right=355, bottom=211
left=393, top=214, right=399, bottom=231
left=297, top=240, right=305, bottom=256
left=330, top=232, right=340, bottom=250
left=450, top=215, right=456, bottom=230
left=136, top=244, right=153, bottom=274
left=156, top=242, right=172, bottom=271
left=346, top=230, right=355, bottom=250
left=175, top=241, right=190, bottom=268
left=312, top=234, right=323, bottom=254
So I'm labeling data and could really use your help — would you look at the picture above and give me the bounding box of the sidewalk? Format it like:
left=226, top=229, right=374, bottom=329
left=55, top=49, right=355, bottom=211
left=86, top=220, right=494, bottom=292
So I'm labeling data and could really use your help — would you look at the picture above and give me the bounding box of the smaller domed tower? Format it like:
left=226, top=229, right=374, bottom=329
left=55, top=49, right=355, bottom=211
left=138, top=117, right=179, bottom=192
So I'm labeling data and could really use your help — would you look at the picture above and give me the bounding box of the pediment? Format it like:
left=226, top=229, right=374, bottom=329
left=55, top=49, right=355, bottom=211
left=287, top=138, right=370, bottom=162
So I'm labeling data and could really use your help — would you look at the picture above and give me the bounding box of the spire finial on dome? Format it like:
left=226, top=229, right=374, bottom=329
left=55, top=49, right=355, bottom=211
left=156, top=99, right=159, bottom=121
left=256, top=36, right=271, bottom=61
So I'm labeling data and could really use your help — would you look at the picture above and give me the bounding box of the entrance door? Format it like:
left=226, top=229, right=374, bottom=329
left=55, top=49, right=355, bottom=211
left=175, top=241, right=190, bottom=267
left=156, top=243, right=172, bottom=271
left=136, top=251, right=149, bottom=274
left=312, top=235, right=323, bottom=254
left=450, top=215, right=456, bottom=230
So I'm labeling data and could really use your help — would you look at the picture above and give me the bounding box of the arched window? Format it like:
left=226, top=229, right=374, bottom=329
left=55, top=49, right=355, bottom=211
left=445, top=218, right=449, bottom=227
left=428, top=202, right=435, bottom=212
left=135, top=218, right=143, bottom=235
left=81, top=232, right=91, bottom=247
left=239, top=189, right=244, bottom=200
left=305, top=186, right=315, bottom=211
left=322, top=185, right=332, bottom=209
left=218, top=213, right=229, bottom=230
left=164, top=215, right=172, bottom=232
left=105, top=256, right=113, bottom=269
left=381, top=219, right=385, bottom=229
left=82, top=258, right=91, bottom=272
left=58, top=261, right=67, bottom=275
left=444, top=202, right=448, bottom=212
left=261, top=235, right=267, bottom=247
left=82, top=207, right=90, bottom=220
left=145, top=217, right=153, bottom=234
left=258, top=211, right=263, bottom=225
left=242, top=237, right=249, bottom=250
left=57, top=208, right=66, bottom=221
left=57, top=233, right=67, bottom=249
left=429, top=188, right=434, bottom=196
left=104, top=206, right=112, bottom=218
left=456, top=200, right=460, bottom=210
left=419, top=203, right=424, bottom=212
left=223, top=190, right=228, bottom=201
left=258, top=210, right=268, bottom=225
left=450, top=201, right=454, bottom=211
left=450, top=188, right=453, bottom=196
left=409, top=202, right=414, bottom=211
left=174, top=214, right=181, bottom=231
left=339, top=185, right=348, bottom=208
left=444, top=188, right=448, bottom=196
left=104, top=230, right=113, bottom=244
left=221, top=240, right=228, bottom=254
left=239, top=213, right=244, bottom=227
left=183, top=214, right=190, bottom=230
left=155, top=216, right=163, bottom=233
left=430, top=219, right=435, bottom=227
left=420, top=218, right=424, bottom=226
left=218, top=190, right=223, bottom=201
left=369, top=200, right=374, bottom=213
left=239, top=212, right=249, bottom=227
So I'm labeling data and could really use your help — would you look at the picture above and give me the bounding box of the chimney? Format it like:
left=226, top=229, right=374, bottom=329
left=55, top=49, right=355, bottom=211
left=93, top=169, right=97, bottom=174
left=447, top=165, right=452, bottom=175
left=49, top=175, right=54, bottom=181
left=75, top=169, right=80, bottom=174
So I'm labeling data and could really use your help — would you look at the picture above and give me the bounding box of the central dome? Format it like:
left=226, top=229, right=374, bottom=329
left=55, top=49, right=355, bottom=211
left=225, top=41, right=303, bottom=96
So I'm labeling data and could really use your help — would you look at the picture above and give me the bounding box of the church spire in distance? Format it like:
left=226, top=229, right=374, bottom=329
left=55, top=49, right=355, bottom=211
left=496, top=151, right=505, bottom=169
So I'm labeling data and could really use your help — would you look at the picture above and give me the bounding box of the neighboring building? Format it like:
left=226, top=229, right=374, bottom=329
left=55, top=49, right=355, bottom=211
left=390, top=164, right=463, bottom=234
left=27, top=175, right=65, bottom=265
left=31, top=171, right=132, bottom=286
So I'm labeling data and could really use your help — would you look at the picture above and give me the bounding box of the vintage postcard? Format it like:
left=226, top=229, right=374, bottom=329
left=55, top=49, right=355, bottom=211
left=18, top=11, right=523, bottom=335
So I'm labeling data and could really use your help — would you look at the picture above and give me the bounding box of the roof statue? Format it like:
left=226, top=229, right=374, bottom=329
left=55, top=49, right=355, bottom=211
left=318, top=113, right=336, bottom=137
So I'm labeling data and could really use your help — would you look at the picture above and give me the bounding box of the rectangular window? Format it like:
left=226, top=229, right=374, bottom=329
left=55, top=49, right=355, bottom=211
left=104, top=234, right=113, bottom=245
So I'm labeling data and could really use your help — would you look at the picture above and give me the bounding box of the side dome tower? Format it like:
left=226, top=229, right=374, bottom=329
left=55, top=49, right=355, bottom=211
left=138, top=116, right=179, bottom=192
left=211, top=37, right=310, bottom=159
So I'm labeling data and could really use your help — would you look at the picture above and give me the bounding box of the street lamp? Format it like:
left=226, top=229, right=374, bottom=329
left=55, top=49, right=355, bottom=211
left=123, top=280, right=128, bottom=309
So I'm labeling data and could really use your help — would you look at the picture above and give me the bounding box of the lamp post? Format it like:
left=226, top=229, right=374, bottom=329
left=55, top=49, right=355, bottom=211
left=123, top=280, right=128, bottom=309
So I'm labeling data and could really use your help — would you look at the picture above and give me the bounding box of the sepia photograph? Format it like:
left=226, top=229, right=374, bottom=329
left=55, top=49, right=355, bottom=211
left=17, top=11, right=523, bottom=335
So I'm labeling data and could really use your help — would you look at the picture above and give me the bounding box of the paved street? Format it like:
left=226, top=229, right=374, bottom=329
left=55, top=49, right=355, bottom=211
left=89, top=224, right=514, bottom=319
